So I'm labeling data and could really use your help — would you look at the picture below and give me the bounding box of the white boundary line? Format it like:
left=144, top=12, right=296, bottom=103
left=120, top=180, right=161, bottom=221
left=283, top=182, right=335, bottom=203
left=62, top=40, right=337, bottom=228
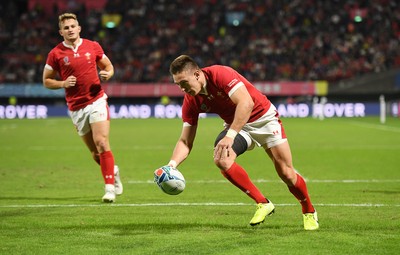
left=349, top=120, right=400, bottom=133
left=1, top=203, right=399, bottom=208
left=128, top=179, right=400, bottom=184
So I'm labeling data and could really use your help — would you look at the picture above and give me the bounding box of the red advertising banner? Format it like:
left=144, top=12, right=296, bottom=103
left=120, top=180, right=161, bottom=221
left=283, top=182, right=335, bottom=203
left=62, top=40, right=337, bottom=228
left=102, top=81, right=327, bottom=97
left=253, top=82, right=315, bottom=96
left=102, top=83, right=183, bottom=97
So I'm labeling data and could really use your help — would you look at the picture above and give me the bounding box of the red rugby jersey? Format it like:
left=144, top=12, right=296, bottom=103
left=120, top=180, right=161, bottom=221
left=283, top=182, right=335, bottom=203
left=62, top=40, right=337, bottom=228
left=182, top=65, right=271, bottom=126
left=45, top=39, right=105, bottom=111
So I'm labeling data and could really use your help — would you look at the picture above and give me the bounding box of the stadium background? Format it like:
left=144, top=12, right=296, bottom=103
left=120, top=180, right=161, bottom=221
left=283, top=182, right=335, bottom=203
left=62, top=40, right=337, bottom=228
left=0, top=0, right=399, bottom=118
left=1, top=2, right=399, bottom=254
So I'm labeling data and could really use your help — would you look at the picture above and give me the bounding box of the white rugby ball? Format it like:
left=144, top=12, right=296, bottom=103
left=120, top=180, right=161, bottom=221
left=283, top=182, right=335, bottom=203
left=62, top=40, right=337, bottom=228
left=154, top=165, right=186, bottom=195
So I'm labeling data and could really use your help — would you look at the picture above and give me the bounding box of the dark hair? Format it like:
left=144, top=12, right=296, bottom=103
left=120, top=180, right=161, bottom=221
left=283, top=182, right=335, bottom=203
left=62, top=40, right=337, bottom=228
left=169, top=55, right=199, bottom=75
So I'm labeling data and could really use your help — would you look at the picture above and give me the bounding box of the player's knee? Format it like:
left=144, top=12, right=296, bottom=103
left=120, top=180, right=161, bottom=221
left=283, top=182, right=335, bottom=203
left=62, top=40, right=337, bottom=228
left=276, top=165, right=297, bottom=185
left=96, top=139, right=106, bottom=148
left=94, top=137, right=108, bottom=152
left=214, top=157, right=233, bottom=170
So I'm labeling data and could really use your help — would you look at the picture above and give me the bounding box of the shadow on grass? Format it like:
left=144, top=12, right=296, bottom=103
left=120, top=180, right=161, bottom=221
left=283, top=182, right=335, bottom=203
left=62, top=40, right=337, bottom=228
left=362, top=190, right=400, bottom=195
left=60, top=222, right=289, bottom=236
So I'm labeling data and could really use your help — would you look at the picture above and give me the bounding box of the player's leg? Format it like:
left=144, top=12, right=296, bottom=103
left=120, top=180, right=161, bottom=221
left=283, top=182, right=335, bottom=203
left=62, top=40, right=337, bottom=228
left=70, top=102, right=121, bottom=202
left=90, top=120, right=119, bottom=202
left=80, top=123, right=121, bottom=201
left=81, top=130, right=100, bottom=164
left=90, top=120, right=113, bottom=177
left=85, top=120, right=123, bottom=195
left=89, top=96, right=122, bottom=201
left=214, top=130, right=267, bottom=203
left=214, top=130, right=274, bottom=225
left=249, top=105, right=317, bottom=229
left=265, top=141, right=319, bottom=230
left=264, top=141, right=296, bottom=186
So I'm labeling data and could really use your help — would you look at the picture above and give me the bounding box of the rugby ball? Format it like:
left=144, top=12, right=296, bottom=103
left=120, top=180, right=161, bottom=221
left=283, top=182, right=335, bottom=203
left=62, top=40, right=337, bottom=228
left=154, top=165, right=185, bottom=195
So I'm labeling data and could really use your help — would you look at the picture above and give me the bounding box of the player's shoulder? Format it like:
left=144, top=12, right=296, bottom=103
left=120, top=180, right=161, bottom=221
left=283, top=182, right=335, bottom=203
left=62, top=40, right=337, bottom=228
left=203, top=65, right=228, bottom=71
left=203, top=65, right=238, bottom=84
left=203, top=65, right=236, bottom=75
left=81, top=38, right=100, bottom=46
left=48, top=42, right=64, bottom=55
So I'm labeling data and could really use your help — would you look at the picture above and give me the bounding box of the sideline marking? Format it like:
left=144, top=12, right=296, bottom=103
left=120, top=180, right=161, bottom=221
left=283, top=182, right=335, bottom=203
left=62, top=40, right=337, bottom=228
left=128, top=179, right=400, bottom=184
left=1, top=203, right=399, bottom=209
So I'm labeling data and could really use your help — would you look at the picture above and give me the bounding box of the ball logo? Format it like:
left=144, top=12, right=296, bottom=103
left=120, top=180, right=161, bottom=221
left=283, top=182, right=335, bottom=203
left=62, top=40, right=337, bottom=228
left=155, top=169, right=164, bottom=176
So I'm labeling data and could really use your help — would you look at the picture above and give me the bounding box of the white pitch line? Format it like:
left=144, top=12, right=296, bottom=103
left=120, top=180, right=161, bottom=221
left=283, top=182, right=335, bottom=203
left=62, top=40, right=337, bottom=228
left=128, top=179, right=400, bottom=184
left=306, top=179, right=400, bottom=183
left=349, top=120, right=400, bottom=133
left=0, top=203, right=399, bottom=209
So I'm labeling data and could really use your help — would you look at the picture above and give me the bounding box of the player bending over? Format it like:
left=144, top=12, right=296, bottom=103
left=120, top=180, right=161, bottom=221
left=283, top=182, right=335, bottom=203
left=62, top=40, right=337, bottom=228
left=165, top=55, right=319, bottom=230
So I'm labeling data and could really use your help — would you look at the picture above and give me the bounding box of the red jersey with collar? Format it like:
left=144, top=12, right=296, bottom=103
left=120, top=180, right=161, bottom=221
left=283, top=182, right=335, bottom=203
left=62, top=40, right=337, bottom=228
left=45, top=39, right=105, bottom=111
left=182, top=65, right=271, bottom=126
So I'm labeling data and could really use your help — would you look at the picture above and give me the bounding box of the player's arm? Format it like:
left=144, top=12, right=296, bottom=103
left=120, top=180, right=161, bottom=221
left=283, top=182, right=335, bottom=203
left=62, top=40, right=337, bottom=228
left=43, top=66, right=76, bottom=89
left=214, top=85, right=253, bottom=160
left=229, top=85, right=254, bottom=133
left=97, top=55, right=114, bottom=81
left=168, top=124, right=197, bottom=168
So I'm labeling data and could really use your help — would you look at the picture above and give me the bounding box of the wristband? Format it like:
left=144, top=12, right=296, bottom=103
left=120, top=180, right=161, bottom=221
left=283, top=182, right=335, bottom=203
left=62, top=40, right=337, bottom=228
left=168, top=160, right=177, bottom=168
left=226, top=129, right=238, bottom=139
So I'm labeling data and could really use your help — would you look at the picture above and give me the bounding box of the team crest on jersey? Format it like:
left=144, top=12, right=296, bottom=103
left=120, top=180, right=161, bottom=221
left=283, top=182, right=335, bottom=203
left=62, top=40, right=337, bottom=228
left=85, top=52, right=91, bottom=62
left=217, top=91, right=224, bottom=97
left=63, top=56, right=70, bottom=65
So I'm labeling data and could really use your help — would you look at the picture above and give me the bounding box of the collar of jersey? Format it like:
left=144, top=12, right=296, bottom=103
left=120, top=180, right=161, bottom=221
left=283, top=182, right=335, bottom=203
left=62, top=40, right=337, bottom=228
left=62, top=38, right=83, bottom=53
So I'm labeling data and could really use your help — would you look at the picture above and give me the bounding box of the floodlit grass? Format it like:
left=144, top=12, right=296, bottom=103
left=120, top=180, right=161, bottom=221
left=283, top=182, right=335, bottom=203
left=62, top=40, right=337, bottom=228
left=1, top=117, right=399, bottom=254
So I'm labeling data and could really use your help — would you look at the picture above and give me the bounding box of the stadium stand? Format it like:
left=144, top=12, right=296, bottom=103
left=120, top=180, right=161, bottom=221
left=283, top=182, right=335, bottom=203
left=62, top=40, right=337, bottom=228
left=0, top=0, right=399, bottom=84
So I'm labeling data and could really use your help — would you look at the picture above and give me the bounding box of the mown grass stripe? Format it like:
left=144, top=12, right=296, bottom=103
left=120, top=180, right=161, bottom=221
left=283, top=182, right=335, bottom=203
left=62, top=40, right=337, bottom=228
left=1, top=203, right=399, bottom=208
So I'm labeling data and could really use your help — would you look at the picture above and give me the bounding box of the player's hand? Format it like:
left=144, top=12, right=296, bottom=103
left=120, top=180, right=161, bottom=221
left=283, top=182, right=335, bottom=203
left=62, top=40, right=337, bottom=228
left=63, top=75, right=77, bottom=88
left=99, top=70, right=112, bottom=81
left=214, top=137, right=234, bottom=160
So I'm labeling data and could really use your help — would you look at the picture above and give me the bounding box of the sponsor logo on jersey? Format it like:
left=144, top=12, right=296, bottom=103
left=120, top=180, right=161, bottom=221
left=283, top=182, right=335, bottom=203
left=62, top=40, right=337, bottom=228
left=63, top=56, right=70, bottom=65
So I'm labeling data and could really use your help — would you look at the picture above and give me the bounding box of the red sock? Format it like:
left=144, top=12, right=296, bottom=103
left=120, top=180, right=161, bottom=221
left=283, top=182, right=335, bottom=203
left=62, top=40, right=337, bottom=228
left=288, top=173, right=315, bottom=213
left=221, top=162, right=268, bottom=204
left=99, top=151, right=115, bottom=185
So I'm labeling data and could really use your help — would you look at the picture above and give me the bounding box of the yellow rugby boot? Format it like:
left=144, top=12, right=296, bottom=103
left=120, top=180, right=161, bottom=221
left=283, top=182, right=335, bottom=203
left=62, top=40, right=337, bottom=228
left=249, top=201, right=275, bottom=226
left=303, top=211, right=319, bottom=230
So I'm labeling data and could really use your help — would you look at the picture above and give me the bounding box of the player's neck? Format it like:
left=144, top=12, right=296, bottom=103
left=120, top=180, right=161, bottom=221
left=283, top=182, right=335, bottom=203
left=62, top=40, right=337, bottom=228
left=64, top=38, right=81, bottom=49
left=199, top=81, right=208, bottom=95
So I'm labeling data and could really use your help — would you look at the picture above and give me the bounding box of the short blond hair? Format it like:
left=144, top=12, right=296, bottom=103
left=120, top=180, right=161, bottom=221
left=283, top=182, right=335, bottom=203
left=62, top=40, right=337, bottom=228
left=58, top=13, right=78, bottom=29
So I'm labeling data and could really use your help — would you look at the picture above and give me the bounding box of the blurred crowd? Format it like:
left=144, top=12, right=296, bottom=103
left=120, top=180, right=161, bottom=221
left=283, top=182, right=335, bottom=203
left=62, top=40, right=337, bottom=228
left=0, top=0, right=399, bottom=84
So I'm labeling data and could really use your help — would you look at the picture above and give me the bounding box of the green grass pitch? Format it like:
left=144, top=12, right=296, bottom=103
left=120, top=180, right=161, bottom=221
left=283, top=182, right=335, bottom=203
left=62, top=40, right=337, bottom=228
left=0, top=117, right=399, bottom=254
